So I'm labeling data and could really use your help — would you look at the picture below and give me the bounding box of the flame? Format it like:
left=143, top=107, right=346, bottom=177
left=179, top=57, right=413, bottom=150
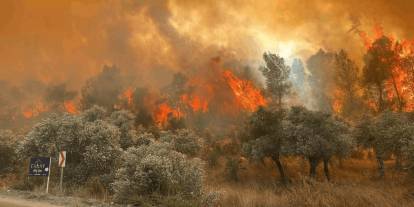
left=332, top=89, right=344, bottom=114
left=64, top=100, right=79, bottom=114
left=181, top=94, right=208, bottom=112
left=153, top=103, right=183, bottom=127
left=359, top=26, right=414, bottom=112
left=222, top=70, right=266, bottom=111
left=22, top=102, right=48, bottom=119
left=121, top=87, right=134, bottom=106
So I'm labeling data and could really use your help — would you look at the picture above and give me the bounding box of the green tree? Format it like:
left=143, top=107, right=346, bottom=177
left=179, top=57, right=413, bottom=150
left=355, top=111, right=414, bottom=177
left=260, top=53, right=291, bottom=109
left=285, top=106, right=353, bottom=180
left=242, top=107, right=289, bottom=183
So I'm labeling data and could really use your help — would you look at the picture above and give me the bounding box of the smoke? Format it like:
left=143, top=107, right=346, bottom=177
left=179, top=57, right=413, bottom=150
left=1, top=0, right=414, bottom=129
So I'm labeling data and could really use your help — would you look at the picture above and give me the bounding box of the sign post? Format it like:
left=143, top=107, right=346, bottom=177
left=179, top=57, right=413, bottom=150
left=58, top=151, right=66, bottom=192
left=28, top=157, right=51, bottom=193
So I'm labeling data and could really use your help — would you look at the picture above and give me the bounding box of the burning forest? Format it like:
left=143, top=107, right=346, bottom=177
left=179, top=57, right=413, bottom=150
left=2, top=1, right=414, bottom=207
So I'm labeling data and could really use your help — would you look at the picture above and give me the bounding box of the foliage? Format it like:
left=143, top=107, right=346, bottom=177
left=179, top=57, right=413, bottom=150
left=242, top=107, right=286, bottom=161
left=260, top=53, right=291, bottom=108
left=19, top=113, right=122, bottom=186
left=0, top=130, right=18, bottom=173
left=160, top=129, right=203, bottom=156
left=355, top=111, right=414, bottom=176
left=334, top=50, right=362, bottom=117
left=362, top=36, right=398, bottom=111
left=81, top=105, right=107, bottom=122
left=110, top=109, right=136, bottom=149
left=242, top=107, right=288, bottom=181
left=285, top=106, right=354, bottom=159
left=112, top=141, right=205, bottom=203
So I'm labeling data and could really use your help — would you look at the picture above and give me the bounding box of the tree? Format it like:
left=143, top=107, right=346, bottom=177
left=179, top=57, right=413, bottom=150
left=20, top=113, right=122, bottom=186
left=112, top=141, right=204, bottom=204
left=334, top=50, right=362, bottom=117
left=242, top=107, right=289, bottom=183
left=159, top=129, right=203, bottom=157
left=0, top=130, right=18, bottom=173
left=355, top=111, right=414, bottom=177
left=285, top=106, right=353, bottom=180
left=362, top=36, right=399, bottom=112
left=110, top=110, right=136, bottom=149
left=260, top=53, right=291, bottom=109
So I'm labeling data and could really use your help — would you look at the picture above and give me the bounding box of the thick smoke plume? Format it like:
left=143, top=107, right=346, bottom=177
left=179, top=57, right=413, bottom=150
left=1, top=0, right=414, bottom=129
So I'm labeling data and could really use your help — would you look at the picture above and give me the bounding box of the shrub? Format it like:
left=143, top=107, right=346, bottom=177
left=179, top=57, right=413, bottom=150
left=0, top=130, right=18, bottom=174
left=19, top=114, right=122, bottom=186
left=160, top=129, right=203, bottom=156
left=112, top=141, right=205, bottom=204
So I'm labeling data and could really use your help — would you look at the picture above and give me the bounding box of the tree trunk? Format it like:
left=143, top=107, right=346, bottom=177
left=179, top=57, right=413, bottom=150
left=395, top=153, right=402, bottom=170
left=376, top=156, right=385, bottom=178
left=323, top=159, right=330, bottom=181
left=390, top=72, right=404, bottom=111
left=378, top=83, right=384, bottom=112
left=309, top=158, right=318, bottom=178
left=272, top=154, right=287, bottom=183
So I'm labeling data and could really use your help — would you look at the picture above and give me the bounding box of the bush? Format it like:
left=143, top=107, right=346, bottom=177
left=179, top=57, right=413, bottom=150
left=112, top=141, right=205, bottom=204
left=19, top=114, right=122, bottom=186
left=0, top=130, right=18, bottom=174
left=160, top=129, right=203, bottom=156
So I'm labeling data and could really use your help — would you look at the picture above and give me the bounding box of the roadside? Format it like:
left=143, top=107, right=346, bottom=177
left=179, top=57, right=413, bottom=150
left=0, top=189, right=116, bottom=207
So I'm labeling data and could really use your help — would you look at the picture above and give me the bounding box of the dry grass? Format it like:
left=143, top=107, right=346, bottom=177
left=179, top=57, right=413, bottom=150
left=209, top=180, right=414, bottom=207
left=206, top=157, right=414, bottom=207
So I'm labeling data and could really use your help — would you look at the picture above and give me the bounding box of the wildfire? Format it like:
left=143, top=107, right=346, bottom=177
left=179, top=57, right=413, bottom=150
left=121, top=87, right=134, bottom=106
left=64, top=100, right=79, bottom=114
left=181, top=94, right=208, bottom=112
left=22, top=102, right=48, bottom=119
left=358, top=26, right=414, bottom=112
left=153, top=103, right=183, bottom=127
left=332, top=89, right=344, bottom=114
left=222, top=70, right=266, bottom=112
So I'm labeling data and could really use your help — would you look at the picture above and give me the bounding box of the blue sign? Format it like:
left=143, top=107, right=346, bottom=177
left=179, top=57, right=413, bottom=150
left=28, top=157, right=51, bottom=176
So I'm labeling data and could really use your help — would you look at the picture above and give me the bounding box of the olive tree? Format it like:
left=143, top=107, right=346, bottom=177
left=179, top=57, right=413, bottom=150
left=110, top=110, right=136, bottom=149
left=112, top=141, right=204, bottom=203
left=242, top=107, right=289, bottom=183
left=285, top=106, right=354, bottom=180
left=355, top=111, right=414, bottom=177
left=20, top=113, right=122, bottom=186
left=159, top=129, right=203, bottom=157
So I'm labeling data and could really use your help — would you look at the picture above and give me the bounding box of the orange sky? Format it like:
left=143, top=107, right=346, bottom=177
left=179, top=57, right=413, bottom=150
left=1, top=0, right=414, bottom=89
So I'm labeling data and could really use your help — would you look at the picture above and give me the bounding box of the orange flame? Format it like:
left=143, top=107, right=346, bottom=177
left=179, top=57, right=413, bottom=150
left=22, top=102, right=48, bottom=119
left=64, top=100, right=79, bottom=114
left=121, top=87, right=134, bottom=106
left=359, top=26, right=414, bottom=112
left=153, top=103, right=183, bottom=127
left=332, top=89, right=344, bottom=114
left=181, top=94, right=208, bottom=112
left=222, top=70, right=266, bottom=111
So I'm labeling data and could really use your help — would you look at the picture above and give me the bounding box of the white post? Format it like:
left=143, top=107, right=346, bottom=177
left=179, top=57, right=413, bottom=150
left=46, top=157, right=51, bottom=194
left=59, top=167, right=64, bottom=192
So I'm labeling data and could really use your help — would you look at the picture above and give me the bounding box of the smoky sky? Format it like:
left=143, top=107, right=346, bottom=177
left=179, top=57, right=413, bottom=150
left=1, top=0, right=414, bottom=89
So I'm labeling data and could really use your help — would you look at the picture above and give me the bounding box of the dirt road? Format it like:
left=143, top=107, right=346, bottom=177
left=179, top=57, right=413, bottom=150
left=0, top=196, right=60, bottom=207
